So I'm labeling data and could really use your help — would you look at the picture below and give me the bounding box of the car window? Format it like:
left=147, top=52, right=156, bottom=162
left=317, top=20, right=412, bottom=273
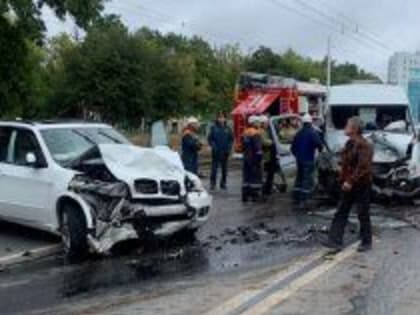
left=12, top=129, right=44, bottom=166
left=0, top=127, right=12, bottom=162
left=41, top=127, right=131, bottom=167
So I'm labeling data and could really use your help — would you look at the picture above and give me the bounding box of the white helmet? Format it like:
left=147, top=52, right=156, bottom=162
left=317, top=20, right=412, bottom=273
left=187, top=116, right=199, bottom=125
left=248, top=115, right=259, bottom=125
left=302, top=113, right=313, bottom=124
left=259, top=115, right=269, bottom=124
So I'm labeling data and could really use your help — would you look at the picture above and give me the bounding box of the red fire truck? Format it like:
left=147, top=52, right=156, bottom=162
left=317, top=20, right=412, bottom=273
left=231, top=72, right=327, bottom=152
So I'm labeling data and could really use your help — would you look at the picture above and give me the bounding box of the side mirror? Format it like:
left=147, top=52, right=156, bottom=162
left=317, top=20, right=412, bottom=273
left=26, top=152, right=36, bottom=165
left=25, top=152, right=45, bottom=168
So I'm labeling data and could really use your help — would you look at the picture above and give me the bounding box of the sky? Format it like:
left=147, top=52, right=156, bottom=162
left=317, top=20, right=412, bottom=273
left=43, top=0, right=420, bottom=80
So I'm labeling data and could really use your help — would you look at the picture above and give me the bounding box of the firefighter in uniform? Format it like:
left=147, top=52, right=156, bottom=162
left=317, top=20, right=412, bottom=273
left=181, top=117, right=202, bottom=175
left=242, top=116, right=264, bottom=202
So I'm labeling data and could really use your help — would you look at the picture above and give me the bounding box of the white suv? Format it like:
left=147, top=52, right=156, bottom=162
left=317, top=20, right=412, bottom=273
left=0, top=121, right=211, bottom=259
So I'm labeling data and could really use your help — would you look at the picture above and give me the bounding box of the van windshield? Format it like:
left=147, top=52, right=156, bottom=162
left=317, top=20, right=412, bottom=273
left=330, top=105, right=410, bottom=132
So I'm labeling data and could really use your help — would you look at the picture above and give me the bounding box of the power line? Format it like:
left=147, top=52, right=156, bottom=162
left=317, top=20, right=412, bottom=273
left=291, top=0, right=391, bottom=53
left=310, top=0, right=402, bottom=49
left=108, top=2, right=257, bottom=48
left=266, top=0, right=390, bottom=58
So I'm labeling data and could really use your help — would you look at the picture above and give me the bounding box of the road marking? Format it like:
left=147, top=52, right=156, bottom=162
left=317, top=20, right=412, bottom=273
left=241, top=244, right=358, bottom=315
left=0, top=244, right=61, bottom=268
left=205, top=250, right=327, bottom=315
left=206, top=243, right=358, bottom=315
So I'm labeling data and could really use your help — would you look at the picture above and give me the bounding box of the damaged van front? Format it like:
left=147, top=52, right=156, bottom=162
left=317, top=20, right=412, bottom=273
left=318, top=84, right=420, bottom=202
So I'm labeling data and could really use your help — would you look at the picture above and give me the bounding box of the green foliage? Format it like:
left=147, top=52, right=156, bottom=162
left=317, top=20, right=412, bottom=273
left=0, top=0, right=105, bottom=118
left=1, top=6, right=380, bottom=125
left=245, top=46, right=381, bottom=84
left=43, top=20, right=243, bottom=124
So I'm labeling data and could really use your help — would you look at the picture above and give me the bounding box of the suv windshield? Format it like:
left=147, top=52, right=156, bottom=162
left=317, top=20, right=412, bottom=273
left=330, top=105, right=410, bottom=132
left=41, top=127, right=130, bottom=167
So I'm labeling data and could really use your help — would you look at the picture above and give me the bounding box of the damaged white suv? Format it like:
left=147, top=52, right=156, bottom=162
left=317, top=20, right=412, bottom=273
left=0, top=121, right=211, bottom=259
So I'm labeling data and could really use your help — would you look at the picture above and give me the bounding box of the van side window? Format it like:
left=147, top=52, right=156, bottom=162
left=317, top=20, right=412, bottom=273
left=0, top=127, right=12, bottom=162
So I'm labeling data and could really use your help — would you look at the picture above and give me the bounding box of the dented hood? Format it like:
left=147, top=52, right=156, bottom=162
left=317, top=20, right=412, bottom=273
left=97, top=144, right=186, bottom=184
left=326, top=130, right=412, bottom=163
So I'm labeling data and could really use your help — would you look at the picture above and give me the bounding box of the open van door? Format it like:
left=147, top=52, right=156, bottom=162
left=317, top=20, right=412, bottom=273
left=269, top=114, right=302, bottom=173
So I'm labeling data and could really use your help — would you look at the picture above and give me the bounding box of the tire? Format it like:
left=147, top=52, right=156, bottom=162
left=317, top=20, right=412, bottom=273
left=176, top=228, right=198, bottom=244
left=61, top=203, right=89, bottom=262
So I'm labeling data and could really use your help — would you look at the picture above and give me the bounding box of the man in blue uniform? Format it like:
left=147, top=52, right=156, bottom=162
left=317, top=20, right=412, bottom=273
left=208, top=112, right=233, bottom=190
left=291, top=113, right=323, bottom=210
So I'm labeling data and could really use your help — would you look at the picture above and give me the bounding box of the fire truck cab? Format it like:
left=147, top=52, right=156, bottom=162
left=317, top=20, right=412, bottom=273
left=231, top=72, right=327, bottom=152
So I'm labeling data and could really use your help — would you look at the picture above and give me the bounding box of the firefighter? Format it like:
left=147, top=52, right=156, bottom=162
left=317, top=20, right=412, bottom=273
left=242, top=116, right=264, bottom=202
left=208, top=112, right=234, bottom=190
left=291, top=113, right=323, bottom=210
left=181, top=117, right=202, bottom=175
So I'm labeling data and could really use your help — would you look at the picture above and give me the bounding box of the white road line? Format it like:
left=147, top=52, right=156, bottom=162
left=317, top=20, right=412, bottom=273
left=205, top=250, right=327, bottom=315
left=0, top=244, right=62, bottom=268
left=241, top=243, right=358, bottom=315
left=206, top=244, right=359, bottom=315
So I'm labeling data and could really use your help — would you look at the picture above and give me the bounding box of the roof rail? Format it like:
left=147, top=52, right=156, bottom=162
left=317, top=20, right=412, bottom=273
left=0, top=119, right=36, bottom=125
left=38, top=119, right=98, bottom=124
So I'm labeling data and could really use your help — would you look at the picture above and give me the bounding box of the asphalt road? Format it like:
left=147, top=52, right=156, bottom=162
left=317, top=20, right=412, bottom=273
left=0, top=221, right=59, bottom=259
left=0, top=170, right=415, bottom=315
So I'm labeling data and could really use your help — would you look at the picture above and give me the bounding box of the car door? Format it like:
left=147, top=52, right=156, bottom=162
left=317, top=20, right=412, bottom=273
left=269, top=115, right=302, bottom=172
left=0, top=126, right=14, bottom=218
left=0, top=128, right=53, bottom=227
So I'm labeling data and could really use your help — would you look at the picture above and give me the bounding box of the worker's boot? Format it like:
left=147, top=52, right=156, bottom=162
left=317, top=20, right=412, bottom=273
left=251, top=188, right=261, bottom=202
left=242, top=187, right=249, bottom=203
left=357, top=242, right=372, bottom=252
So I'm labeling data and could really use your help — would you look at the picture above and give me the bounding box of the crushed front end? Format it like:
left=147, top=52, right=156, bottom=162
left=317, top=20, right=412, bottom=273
left=317, top=131, right=420, bottom=203
left=69, top=144, right=212, bottom=253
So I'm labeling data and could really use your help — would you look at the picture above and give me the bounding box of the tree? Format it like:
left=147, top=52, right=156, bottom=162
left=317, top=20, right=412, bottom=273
left=244, top=47, right=380, bottom=85
left=0, top=0, right=106, bottom=118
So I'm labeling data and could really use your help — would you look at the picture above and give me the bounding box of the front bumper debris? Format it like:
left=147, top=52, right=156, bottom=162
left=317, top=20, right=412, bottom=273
left=87, top=191, right=212, bottom=253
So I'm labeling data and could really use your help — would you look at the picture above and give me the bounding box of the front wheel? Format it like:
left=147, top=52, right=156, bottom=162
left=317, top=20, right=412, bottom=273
left=175, top=228, right=198, bottom=244
left=61, top=203, right=89, bottom=262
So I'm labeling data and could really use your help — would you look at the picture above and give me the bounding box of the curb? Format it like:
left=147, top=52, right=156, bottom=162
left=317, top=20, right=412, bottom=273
left=0, top=244, right=62, bottom=270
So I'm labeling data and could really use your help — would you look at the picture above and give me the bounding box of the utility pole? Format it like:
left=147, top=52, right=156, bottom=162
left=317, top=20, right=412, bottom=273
left=325, top=35, right=332, bottom=115
left=327, top=35, right=332, bottom=97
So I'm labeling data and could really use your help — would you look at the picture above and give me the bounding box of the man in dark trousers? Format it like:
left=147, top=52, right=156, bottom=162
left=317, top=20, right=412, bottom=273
left=242, top=116, right=264, bottom=202
left=325, top=117, right=374, bottom=252
left=291, top=113, right=323, bottom=210
left=208, top=112, right=233, bottom=190
left=181, top=117, right=202, bottom=175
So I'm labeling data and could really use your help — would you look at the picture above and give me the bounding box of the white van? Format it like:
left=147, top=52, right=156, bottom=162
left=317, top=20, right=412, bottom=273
left=326, top=84, right=415, bottom=162
left=320, top=84, right=420, bottom=201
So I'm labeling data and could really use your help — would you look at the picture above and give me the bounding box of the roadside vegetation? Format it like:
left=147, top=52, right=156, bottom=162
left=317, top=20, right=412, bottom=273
left=1, top=1, right=380, bottom=127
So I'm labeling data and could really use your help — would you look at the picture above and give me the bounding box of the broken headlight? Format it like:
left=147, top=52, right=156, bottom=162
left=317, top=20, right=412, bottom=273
left=185, top=173, right=204, bottom=192
left=394, top=167, right=410, bottom=180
